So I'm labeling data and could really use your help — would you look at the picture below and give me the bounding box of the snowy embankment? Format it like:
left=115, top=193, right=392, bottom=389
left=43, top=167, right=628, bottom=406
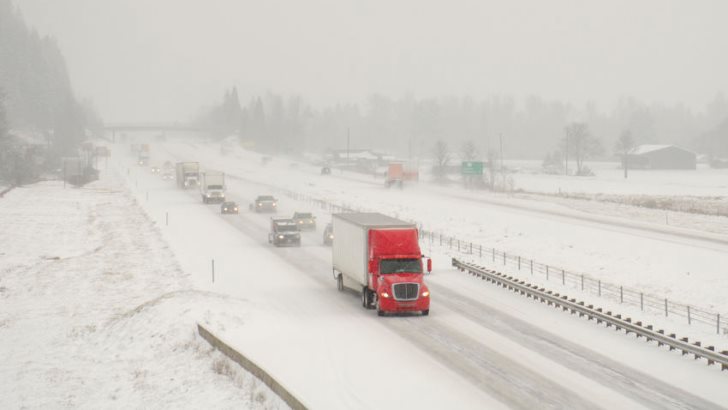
left=0, top=175, right=283, bottom=408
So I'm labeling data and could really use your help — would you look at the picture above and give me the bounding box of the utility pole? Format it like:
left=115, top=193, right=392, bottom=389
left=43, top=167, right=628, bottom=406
left=346, top=127, right=350, bottom=163
left=499, top=133, right=504, bottom=171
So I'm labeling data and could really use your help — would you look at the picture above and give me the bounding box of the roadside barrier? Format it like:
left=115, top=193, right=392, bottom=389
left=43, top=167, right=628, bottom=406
left=452, top=258, right=728, bottom=371
left=197, top=324, right=308, bottom=410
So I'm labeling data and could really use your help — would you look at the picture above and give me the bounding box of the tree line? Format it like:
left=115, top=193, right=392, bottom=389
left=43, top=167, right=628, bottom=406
left=0, top=0, right=100, bottom=185
left=197, top=88, right=728, bottom=166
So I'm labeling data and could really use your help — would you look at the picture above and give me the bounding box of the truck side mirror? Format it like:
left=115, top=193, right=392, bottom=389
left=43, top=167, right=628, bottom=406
left=427, top=258, right=432, bottom=273
left=368, top=260, right=376, bottom=274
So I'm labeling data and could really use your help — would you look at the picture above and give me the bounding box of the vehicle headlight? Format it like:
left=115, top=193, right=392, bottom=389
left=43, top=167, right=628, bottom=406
left=329, top=234, right=334, bottom=239
left=421, top=291, right=430, bottom=297
left=234, top=207, right=238, bottom=211
left=257, top=203, right=262, bottom=206
left=298, top=220, right=303, bottom=224
left=278, top=235, right=284, bottom=239
left=381, top=292, right=390, bottom=299
left=272, top=203, right=277, bottom=207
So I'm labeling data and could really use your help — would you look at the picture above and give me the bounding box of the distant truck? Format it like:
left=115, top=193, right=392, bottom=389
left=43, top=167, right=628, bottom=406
left=385, top=162, right=418, bottom=188
left=175, top=162, right=200, bottom=189
left=332, top=213, right=431, bottom=316
left=137, top=144, right=150, bottom=165
left=200, top=171, right=226, bottom=203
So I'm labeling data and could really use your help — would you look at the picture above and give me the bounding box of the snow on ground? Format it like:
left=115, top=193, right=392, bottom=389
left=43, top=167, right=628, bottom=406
left=117, top=151, right=505, bottom=409
left=154, top=139, right=728, bottom=348
left=124, top=140, right=728, bottom=409
left=506, top=160, right=728, bottom=197
left=0, top=176, right=284, bottom=409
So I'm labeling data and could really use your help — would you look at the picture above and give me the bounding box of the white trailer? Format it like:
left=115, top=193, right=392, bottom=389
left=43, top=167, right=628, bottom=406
left=332, top=213, right=416, bottom=291
left=200, top=171, right=226, bottom=203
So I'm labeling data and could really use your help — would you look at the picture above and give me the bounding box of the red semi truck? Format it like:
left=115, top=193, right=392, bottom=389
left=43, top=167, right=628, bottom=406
left=332, top=213, right=431, bottom=316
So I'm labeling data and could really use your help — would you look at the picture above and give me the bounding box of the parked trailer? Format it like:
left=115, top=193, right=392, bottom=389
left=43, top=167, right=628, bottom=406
left=200, top=171, right=226, bottom=203
left=332, top=212, right=431, bottom=316
left=175, top=162, right=200, bottom=189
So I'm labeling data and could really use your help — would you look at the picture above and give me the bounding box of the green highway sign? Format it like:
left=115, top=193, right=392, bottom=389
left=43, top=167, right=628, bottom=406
left=461, top=161, right=484, bottom=175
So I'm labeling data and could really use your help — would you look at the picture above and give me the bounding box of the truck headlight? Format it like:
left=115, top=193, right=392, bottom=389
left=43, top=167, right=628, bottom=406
left=381, top=292, right=390, bottom=299
left=278, top=235, right=284, bottom=239
left=272, top=203, right=277, bottom=207
left=421, top=291, right=430, bottom=297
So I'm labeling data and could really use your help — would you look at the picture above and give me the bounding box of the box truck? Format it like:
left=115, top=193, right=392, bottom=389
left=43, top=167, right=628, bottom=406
left=200, top=171, right=226, bottom=203
left=332, top=212, right=431, bottom=316
left=175, top=162, right=200, bottom=189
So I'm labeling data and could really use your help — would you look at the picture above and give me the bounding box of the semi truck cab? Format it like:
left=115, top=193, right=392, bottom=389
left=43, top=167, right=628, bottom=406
left=332, top=213, right=431, bottom=316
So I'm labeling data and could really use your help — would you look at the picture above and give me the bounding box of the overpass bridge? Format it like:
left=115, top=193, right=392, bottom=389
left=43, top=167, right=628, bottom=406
left=103, top=123, right=212, bottom=141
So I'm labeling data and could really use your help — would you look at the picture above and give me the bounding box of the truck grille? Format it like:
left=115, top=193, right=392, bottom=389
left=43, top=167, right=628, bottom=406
left=392, top=283, right=419, bottom=301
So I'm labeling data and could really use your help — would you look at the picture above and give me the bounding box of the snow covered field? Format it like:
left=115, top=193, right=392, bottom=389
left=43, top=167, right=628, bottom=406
left=506, top=160, right=728, bottom=197
left=0, top=176, right=284, bottom=409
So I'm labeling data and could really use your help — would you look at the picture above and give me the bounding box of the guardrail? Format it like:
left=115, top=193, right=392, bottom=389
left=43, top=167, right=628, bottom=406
left=451, top=257, right=728, bottom=372
left=420, top=230, right=728, bottom=335
left=198, top=324, right=308, bottom=410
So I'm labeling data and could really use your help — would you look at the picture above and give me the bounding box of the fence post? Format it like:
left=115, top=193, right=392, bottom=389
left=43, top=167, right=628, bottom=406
left=211, top=259, right=215, bottom=283
left=503, top=252, right=506, bottom=265
left=457, top=239, right=460, bottom=251
left=440, top=234, right=442, bottom=246
left=640, top=293, right=643, bottom=311
left=580, top=274, right=584, bottom=291
left=518, top=256, right=521, bottom=270
left=598, top=280, right=601, bottom=296
left=562, top=269, right=565, bottom=285
left=449, top=237, right=452, bottom=248
left=479, top=245, right=482, bottom=257
left=620, top=286, right=623, bottom=303
left=665, top=298, right=668, bottom=317
left=470, top=242, right=473, bottom=254
left=719, top=314, right=721, bottom=335
left=687, top=306, right=691, bottom=325
left=546, top=265, right=549, bottom=280
left=492, top=248, right=495, bottom=262
left=530, top=260, right=533, bottom=275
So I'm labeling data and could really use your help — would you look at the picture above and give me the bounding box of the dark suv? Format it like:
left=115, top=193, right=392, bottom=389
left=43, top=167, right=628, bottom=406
left=292, top=212, right=316, bottom=231
left=268, top=218, right=301, bottom=247
left=250, top=195, right=278, bottom=213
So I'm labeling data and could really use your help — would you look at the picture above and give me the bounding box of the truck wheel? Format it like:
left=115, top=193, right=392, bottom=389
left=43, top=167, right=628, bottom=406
left=376, top=300, right=384, bottom=316
left=361, top=288, right=368, bottom=308
left=422, top=309, right=429, bottom=316
left=336, top=274, right=343, bottom=292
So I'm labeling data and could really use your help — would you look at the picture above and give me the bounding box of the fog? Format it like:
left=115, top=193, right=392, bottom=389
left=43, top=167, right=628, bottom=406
left=16, top=0, right=728, bottom=123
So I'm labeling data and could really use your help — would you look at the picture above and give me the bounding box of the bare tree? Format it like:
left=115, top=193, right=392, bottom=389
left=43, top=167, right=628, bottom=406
left=614, top=130, right=635, bottom=179
left=561, top=122, right=603, bottom=176
left=460, top=140, right=479, bottom=161
left=432, top=140, right=450, bottom=180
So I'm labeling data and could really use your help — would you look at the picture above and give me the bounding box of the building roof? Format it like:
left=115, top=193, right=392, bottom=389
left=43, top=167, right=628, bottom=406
left=629, top=144, right=694, bottom=155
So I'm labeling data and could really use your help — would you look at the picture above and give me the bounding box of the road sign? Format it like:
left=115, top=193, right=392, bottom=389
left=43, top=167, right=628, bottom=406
left=461, top=161, right=484, bottom=175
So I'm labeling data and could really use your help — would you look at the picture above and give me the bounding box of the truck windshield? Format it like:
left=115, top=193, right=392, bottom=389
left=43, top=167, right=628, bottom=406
left=208, top=185, right=223, bottom=189
left=380, top=258, right=422, bottom=274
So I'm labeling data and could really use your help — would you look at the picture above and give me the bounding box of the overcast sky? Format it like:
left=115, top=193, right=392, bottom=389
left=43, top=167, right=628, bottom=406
left=16, top=0, right=728, bottom=123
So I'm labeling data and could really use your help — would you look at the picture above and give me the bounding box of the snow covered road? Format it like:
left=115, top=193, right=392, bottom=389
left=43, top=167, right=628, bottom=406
left=121, top=142, right=728, bottom=409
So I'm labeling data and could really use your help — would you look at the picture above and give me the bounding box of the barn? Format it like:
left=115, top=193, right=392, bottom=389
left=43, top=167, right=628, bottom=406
left=626, top=145, right=696, bottom=170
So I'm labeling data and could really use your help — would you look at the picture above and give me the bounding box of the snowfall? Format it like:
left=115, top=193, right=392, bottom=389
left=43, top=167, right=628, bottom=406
left=2, top=135, right=728, bottom=409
